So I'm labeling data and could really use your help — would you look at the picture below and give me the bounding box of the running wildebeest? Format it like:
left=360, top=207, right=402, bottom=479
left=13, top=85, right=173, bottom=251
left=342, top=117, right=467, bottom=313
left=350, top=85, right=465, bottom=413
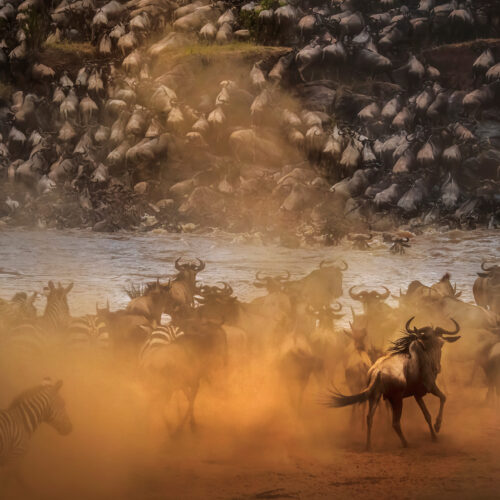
left=326, top=317, right=460, bottom=450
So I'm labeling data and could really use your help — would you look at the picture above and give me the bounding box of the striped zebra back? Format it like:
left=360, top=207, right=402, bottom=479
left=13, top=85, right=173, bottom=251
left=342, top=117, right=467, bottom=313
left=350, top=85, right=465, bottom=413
left=3, top=321, right=51, bottom=367
left=139, top=323, right=184, bottom=366
left=66, top=315, right=110, bottom=354
left=0, top=293, right=37, bottom=332
left=0, top=379, right=72, bottom=465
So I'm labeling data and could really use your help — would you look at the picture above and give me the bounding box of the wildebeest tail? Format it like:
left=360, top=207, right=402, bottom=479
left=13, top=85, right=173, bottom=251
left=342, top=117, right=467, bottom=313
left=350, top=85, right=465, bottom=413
left=323, top=372, right=380, bottom=408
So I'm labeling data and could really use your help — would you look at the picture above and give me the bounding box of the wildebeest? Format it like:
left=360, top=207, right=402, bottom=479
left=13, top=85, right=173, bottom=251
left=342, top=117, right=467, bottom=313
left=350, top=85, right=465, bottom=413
left=140, top=315, right=227, bottom=432
left=326, top=317, right=460, bottom=450
left=126, top=279, right=172, bottom=324
left=473, top=262, right=500, bottom=313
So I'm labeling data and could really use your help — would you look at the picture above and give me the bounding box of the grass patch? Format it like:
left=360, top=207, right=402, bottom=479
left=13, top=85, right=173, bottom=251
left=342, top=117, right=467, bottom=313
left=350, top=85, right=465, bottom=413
left=39, top=40, right=96, bottom=72
left=175, top=41, right=282, bottom=58
left=42, top=40, right=95, bottom=57
left=153, top=41, right=288, bottom=73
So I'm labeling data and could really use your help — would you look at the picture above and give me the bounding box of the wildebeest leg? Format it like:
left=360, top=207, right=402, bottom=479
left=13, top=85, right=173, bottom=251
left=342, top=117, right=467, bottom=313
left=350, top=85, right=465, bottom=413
left=430, top=384, right=446, bottom=433
left=366, top=393, right=381, bottom=451
left=389, top=397, right=408, bottom=448
left=415, top=396, right=437, bottom=442
left=185, top=381, right=199, bottom=431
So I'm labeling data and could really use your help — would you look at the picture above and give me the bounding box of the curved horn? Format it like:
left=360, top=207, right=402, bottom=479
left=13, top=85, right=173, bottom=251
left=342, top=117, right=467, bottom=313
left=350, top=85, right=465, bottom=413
left=405, top=316, right=418, bottom=334
left=193, top=258, right=205, bottom=272
left=175, top=257, right=183, bottom=271
left=379, top=286, right=390, bottom=300
left=349, top=286, right=363, bottom=301
left=332, top=301, right=342, bottom=312
left=436, top=318, right=460, bottom=337
left=338, top=260, right=348, bottom=271
left=255, top=270, right=267, bottom=281
left=277, top=270, right=291, bottom=281
left=481, top=261, right=496, bottom=272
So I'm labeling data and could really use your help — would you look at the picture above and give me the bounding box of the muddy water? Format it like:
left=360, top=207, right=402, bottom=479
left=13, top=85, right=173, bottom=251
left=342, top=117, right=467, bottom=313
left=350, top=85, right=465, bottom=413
left=0, top=228, right=498, bottom=314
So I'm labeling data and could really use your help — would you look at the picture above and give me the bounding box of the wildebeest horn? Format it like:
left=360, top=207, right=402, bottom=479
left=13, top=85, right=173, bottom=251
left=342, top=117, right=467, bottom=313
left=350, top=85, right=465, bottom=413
left=405, top=316, right=418, bottom=334
left=332, top=301, right=342, bottom=312
left=349, top=286, right=363, bottom=301
left=319, top=259, right=330, bottom=268
left=481, top=261, right=496, bottom=272
left=255, top=270, right=267, bottom=281
left=435, top=318, right=460, bottom=337
left=378, top=286, right=390, bottom=300
left=193, top=258, right=205, bottom=272
left=338, top=260, right=348, bottom=271
left=174, top=257, right=183, bottom=270
left=217, top=282, right=233, bottom=296
left=277, top=270, right=291, bottom=281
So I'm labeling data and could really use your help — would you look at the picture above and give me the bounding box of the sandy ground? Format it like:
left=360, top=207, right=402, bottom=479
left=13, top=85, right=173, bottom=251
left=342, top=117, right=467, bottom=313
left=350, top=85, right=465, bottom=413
left=123, top=389, right=500, bottom=500
left=2, top=361, right=499, bottom=500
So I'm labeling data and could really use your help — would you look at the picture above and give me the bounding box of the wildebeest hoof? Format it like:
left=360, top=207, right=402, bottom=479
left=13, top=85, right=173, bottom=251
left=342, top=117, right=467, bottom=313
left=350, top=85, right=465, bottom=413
left=434, top=421, right=441, bottom=433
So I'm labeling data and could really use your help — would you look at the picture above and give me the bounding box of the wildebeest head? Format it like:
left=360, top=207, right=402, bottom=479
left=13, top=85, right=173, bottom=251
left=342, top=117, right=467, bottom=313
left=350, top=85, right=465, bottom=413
left=349, top=285, right=390, bottom=312
left=195, top=282, right=237, bottom=324
left=344, top=322, right=368, bottom=351
left=174, top=257, right=205, bottom=287
left=308, top=303, right=343, bottom=329
left=253, top=270, right=290, bottom=293
left=477, top=261, right=500, bottom=279
left=391, top=317, right=460, bottom=373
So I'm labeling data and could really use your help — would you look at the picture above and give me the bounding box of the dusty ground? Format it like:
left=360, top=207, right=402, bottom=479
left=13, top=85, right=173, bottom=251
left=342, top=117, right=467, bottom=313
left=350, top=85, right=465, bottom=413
left=122, top=387, right=500, bottom=500
left=2, top=357, right=499, bottom=500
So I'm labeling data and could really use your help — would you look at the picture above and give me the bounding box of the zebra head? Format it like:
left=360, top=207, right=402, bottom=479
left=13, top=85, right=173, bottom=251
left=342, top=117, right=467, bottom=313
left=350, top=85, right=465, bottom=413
left=42, top=378, right=73, bottom=435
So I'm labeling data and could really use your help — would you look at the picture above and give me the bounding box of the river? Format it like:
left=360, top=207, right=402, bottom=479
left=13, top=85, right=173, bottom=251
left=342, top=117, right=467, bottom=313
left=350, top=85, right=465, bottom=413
left=0, top=228, right=498, bottom=316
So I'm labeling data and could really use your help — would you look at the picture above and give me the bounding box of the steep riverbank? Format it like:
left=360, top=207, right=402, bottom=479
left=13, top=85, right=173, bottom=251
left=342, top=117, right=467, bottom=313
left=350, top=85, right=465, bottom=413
left=0, top=1, right=499, bottom=238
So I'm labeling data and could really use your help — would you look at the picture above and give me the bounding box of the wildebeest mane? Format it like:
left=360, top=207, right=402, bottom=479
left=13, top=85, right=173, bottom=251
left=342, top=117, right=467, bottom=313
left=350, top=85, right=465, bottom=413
left=389, top=330, right=418, bottom=355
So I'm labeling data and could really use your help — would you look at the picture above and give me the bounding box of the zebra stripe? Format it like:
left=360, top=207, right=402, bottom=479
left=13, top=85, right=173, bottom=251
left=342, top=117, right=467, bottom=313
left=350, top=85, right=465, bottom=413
left=139, top=324, right=184, bottom=366
left=0, top=380, right=71, bottom=465
left=66, top=315, right=110, bottom=353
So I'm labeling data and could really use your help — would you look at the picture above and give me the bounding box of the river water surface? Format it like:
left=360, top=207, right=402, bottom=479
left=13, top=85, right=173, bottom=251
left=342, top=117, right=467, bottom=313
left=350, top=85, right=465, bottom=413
left=0, top=228, right=498, bottom=315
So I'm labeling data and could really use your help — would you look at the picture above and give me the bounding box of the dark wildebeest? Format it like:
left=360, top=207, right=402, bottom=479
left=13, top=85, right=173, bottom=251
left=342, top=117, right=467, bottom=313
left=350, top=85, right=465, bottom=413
left=284, top=260, right=348, bottom=309
left=473, top=262, right=500, bottom=313
left=342, top=324, right=373, bottom=425
left=125, top=279, right=172, bottom=324
left=166, top=257, right=206, bottom=315
left=326, top=317, right=460, bottom=450
left=284, top=260, right=348, bottom=337
left=196, top=282, right=290, bottom=351
left=140, top=312, right=227, bottom=433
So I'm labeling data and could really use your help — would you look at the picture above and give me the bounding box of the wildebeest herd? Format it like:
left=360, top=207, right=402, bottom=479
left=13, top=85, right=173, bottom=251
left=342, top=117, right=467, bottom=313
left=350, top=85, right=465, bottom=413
left=1, top=256, right=500, bottom=466
left=0, top=0, right=499, bottom=236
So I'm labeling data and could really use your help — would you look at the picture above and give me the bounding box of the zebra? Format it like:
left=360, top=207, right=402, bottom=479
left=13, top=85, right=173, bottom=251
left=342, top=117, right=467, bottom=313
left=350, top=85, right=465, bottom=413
left=0, top=379, right=72, bottom=466
left=0, top=292, right=37, bottom=333
left=66, top=314, right=110, bottom=355
left=4, top=281, right=74, bottom=364
left=139, top=322, right=184, bottom=368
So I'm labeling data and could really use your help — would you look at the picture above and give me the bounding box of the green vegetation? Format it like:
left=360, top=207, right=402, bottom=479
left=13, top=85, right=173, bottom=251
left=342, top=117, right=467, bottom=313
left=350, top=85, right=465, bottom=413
left=239, top=0, right=281, bottom=37
left=42, top=40, right=95, bottom=57
left=154, top=41, right=284, bottom=67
